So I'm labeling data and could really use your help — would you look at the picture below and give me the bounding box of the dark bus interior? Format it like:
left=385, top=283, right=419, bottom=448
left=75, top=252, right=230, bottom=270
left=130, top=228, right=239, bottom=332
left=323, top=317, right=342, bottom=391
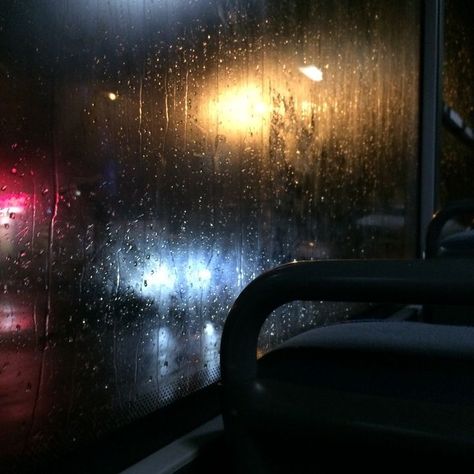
left=1, top=0, right=474, bottom=472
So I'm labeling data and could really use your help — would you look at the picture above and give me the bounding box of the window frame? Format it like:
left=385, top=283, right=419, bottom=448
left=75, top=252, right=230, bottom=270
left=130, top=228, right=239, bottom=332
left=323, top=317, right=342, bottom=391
left=419, top=0, right=445, bottom=256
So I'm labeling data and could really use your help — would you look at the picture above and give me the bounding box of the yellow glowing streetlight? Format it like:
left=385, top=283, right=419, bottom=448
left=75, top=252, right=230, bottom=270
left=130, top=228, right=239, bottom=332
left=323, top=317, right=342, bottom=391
left=209, top=85, right=269, bottom=134
left=107, top=92, right=118, bottom=101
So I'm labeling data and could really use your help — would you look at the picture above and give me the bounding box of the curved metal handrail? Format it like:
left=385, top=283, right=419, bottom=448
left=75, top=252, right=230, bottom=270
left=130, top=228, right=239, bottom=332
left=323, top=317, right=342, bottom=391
left=220, top=259, right=474, bottom=387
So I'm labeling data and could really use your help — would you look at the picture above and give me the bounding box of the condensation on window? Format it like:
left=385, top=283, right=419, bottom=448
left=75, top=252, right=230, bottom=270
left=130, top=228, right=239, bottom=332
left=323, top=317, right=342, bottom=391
left=0, top=0, right=419, bottom=465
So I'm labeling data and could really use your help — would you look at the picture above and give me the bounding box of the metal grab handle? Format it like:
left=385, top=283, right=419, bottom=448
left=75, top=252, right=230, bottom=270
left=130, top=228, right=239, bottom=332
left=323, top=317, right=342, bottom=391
left=426, top=200, right=474, bottom=258
left=220, top=259, right=474, bottom=386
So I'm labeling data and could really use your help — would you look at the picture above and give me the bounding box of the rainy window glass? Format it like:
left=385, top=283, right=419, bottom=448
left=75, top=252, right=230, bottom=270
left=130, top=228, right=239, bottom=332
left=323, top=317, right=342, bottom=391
left=1, top=0, right=420, bottom=466
left=440, top=0, right=474, bottom=204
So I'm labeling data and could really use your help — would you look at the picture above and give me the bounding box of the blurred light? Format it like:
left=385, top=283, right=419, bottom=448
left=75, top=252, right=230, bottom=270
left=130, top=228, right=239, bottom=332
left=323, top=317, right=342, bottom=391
left=0, top=194, right=27, bottom=225
left=0, top=206, right=23, bottom=225
left=299, top=65, right=323, bottom=82
left=0, top=194, right=28, bottom=210
left=158, top=327, right=172, bottom=348
left=107, top=92, right=118, bottom=101
left=202, top=321, right=220, bottom=373
left=197, top=268, right=212, bottom=282
left=147, top=265, right=175, bottom=289
left=204, top=322, right=215, bottom=337
left=157, top=327, right=176, bottom=381
left=209, top=85, right=269, bottom=133
left=301, top=100, right=314, bottom=118
left=1, top=206, right=22, bottom=214
left=186, top=264, right=212, bottom=290
left=0, top=302, right=33, bottom=334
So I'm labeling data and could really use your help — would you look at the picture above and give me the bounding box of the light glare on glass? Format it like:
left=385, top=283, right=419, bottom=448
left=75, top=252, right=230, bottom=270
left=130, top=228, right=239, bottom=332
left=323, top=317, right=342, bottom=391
left=299, top=65, right=324, bottom=82
left=209, top=85, right=268, bottom=133
left=148, top=265, right=175, bottom=288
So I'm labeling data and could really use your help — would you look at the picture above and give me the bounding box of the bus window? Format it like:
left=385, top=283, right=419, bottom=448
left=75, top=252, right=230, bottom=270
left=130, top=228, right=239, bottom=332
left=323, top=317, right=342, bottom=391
left=0, top=0, right=420, bottom=469
left=441, top=0, right=474, bottom=204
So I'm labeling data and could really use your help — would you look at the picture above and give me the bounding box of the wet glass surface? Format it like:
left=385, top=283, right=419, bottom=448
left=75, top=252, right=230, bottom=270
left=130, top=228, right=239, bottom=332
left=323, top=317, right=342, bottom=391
left=0, top=0, right=419, bottom=466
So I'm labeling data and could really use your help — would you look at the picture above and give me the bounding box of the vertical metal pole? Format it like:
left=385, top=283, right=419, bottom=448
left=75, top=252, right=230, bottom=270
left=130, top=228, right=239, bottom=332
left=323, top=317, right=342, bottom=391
left=419, top=0, right=444, bottom=256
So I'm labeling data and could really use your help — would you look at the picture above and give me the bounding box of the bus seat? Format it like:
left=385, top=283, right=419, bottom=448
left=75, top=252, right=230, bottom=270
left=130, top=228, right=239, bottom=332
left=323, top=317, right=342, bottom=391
left=424, top=200, right=474, bottom=325
left=425, top=199, right=474, bottom=259
left=220, top=260, right=474, bottom=472
left=438, top=230, right=474, bottom=257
